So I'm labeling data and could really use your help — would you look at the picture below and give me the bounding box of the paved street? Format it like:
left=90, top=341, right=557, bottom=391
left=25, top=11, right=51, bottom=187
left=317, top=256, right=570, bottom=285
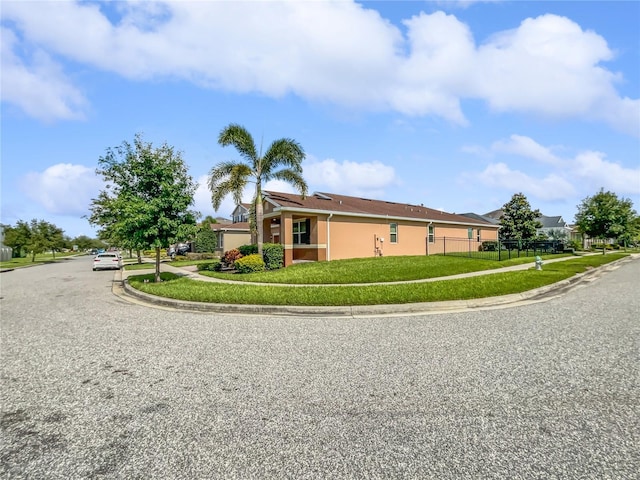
left=1, top=255, right=638, bottom=479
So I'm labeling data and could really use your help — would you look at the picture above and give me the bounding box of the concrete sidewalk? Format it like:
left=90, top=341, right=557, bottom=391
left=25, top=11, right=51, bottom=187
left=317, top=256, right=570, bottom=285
left=113, top=254, right=638, bottom=317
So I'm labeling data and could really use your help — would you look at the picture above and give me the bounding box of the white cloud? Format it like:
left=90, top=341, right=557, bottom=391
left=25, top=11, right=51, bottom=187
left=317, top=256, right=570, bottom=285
left=0, top=27, right=88, bottom=121
left=572, top=151, right=640, bottom=194
left=1, top=2, right=637, bottom=134
left=20, top=164, right=103, bottom=215
left=491, top=134, right=561, bottom=165
left=477, top=162, right=575, bottom=200
left=305, top=158, right=398, bottom=198
left=468, top=135, right=639, bottom=204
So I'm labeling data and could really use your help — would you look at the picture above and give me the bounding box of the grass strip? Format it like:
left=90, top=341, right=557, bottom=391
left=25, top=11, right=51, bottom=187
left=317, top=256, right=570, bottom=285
left=198, top=254, right=574, bottom=284
left=0, top=253, right=78, bottom=269
left=128, top=254, right=627, bottom=306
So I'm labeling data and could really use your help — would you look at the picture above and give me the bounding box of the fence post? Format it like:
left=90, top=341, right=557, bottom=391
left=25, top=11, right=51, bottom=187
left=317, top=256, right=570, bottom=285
left=443, top=237, right=446, bottom=256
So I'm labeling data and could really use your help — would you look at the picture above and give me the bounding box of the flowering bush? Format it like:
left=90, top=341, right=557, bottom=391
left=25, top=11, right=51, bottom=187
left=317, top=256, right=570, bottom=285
left=222, top=248, right=243, bottom=266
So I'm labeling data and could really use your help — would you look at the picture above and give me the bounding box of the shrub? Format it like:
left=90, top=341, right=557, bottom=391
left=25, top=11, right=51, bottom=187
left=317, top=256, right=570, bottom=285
left=194, top=229, right=218, bottom=253
left=222, top=248, right=243, bottom=266
left=238, top=244, right=259, bottom=256
left=234, top=254, right=265, bottom=273
left=263, top=243, right=284, bottom=270
left=197, top=260, right=221, bottom=272
left=567, top=240, right=582, bottom=251
left=481, top=241, right=498, bottom=251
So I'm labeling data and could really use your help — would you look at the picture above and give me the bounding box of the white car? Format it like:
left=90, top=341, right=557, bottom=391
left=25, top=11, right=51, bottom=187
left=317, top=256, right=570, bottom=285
left=93, top=252, right=123, bottom=271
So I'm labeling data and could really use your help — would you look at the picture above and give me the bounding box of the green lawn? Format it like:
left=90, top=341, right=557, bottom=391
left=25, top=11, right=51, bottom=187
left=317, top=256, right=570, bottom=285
left=123, top=259, right=214, bottom=270
left=128, top=254, right=628, bottom=306
left=0, top=252, right=80, bottom=269
left=199, top=253, right=573, bottom=284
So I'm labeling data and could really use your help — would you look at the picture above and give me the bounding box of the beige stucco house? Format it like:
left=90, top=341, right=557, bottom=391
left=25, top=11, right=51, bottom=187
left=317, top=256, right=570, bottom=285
left=261, top=191, right=499, bottom=266
left=210, top=221, right=251, bottom=255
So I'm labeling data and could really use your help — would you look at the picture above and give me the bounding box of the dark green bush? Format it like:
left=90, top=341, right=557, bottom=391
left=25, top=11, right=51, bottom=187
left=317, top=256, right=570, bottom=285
left=263, top=243, right=284, bottom=270
left=234, top=254, right=265, bottom=273
left=481, top=241, right=498, bottom=251
left=194, top=229, right=218, bottom=253
left=197, top=260, right=221, bottom=272
left=238, top=244, right=259, bottom=256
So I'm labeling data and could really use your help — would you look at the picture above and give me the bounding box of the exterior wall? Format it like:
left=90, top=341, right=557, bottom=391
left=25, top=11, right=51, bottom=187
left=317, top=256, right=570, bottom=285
left=266, top=207, right=499, bottom=265
left=426, top=224, right=498, bottom=255
left=219, top=231, right=251, bottom=253
left=327, top=216, right=430, bottom=260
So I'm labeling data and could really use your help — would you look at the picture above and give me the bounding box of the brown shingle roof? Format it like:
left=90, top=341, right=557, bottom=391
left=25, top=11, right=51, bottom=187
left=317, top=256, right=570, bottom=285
left=264, top=191, right=496, bottom=226
left=210, top=222, right=250, bottom=232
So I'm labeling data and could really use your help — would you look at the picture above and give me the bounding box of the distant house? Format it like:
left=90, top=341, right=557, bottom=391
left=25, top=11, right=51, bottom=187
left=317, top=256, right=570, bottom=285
left=0, top=225, right=12, bottom=261
left=259, top=191, right=499, bottom=266
left=210, top=221, right=251, bottom=254
left=468, top=210, right=572, bottom=239
left=537, top=215, right=572, bottom=239
left=232, top=203, right=251, bottom=224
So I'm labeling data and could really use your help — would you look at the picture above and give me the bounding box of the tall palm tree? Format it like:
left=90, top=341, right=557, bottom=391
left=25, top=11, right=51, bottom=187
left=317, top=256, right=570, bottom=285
left=208, top=123, right=308, bottom=255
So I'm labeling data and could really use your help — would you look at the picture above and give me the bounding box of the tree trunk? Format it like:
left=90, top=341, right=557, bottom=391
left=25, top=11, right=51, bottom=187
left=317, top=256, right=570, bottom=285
left=256, top=189, right=264, bottom=256
left=136, top=249, right=142, bottom=264
left=155, top=246, right=161, bottom=282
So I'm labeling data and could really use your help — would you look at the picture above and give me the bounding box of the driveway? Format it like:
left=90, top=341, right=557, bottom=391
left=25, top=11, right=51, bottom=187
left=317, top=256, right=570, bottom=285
left=1, top=255, right=638, bottom=479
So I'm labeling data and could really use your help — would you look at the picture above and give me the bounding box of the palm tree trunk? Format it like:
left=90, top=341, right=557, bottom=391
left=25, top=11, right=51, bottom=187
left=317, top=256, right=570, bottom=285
left=256, top=189, right=264, bottom=256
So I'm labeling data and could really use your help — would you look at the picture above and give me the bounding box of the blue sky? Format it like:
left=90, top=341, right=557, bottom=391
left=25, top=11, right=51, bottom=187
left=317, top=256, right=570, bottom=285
left=2, top=0, right=639, bottom=239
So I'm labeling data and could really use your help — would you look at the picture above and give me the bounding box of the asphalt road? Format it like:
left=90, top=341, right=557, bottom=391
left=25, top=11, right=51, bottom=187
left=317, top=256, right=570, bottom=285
left=1, top=255, right=638, bottom=479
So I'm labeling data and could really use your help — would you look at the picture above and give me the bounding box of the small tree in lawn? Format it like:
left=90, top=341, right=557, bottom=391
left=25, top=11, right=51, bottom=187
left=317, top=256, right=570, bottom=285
left=194, top=218, right=218, bottom=253
left=89, top=134, right=199, bottom=282
left=208, top=123, right=308, bottom=256
left=575, top=189, right=637, bottom=253
left=499, top=193, right=542, bottom=243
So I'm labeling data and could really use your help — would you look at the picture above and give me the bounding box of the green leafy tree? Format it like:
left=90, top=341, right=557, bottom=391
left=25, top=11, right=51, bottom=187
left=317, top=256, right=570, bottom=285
left=72, top=235, right=96, bottom=251
left=208, top=123, right=308, bottom=255
left=2, top=220, right=31, bottom=257
left=23, top=219, right=64, bottom=261
left=499, top=193, right=542, bottom=242
left=194, top=216, right=218, bottom=253
left=575, top=189, right=638, bottom=252
left=201, top=215, right=218, bottom=225
left=89, top=133, right=199, bottom=282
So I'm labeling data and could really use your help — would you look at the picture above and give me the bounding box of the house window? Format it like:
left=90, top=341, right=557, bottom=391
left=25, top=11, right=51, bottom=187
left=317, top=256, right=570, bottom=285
left=428, top=225, right=435, bottom=243
left=293, top=219, right=309, bottom=245
left=476, top=229, right=481, bottom=242
left=390, top=223, right=398, bottom=243
left=467, top=228, right=473, bottom=239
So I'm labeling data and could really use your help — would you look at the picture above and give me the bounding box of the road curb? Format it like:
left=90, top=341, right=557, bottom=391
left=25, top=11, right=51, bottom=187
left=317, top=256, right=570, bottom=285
left=116, top=255, right=636, bottom=317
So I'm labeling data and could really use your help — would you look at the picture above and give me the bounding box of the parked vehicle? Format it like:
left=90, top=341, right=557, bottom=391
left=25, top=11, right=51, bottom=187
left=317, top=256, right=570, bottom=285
left=93, top=252, right=123, bottom=271
left=167, top=243, right=190, bottom=259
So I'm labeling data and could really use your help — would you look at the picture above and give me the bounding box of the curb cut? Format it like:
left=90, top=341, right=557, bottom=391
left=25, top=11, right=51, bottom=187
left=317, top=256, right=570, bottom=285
left=116, top=255, right=636, bottom=317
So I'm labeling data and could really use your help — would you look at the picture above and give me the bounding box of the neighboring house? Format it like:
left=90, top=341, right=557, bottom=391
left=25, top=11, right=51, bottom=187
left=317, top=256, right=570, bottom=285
left=537, top=215, right=572, bottom=239
left=470, top=210, right=572, bottom=239
left=231, top=203, right=251, bottom=224
left=210, top=221, right=251, bottom=255
left=261, top=191, right=499, bottom=266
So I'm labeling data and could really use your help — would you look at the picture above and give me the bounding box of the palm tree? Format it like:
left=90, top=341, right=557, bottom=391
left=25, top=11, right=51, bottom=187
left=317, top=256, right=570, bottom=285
left=208, top=123, right=308, bottom=255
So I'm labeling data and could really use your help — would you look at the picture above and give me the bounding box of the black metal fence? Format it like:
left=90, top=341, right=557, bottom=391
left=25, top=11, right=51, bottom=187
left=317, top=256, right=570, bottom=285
left=431, top=237, right=570, bottom=261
